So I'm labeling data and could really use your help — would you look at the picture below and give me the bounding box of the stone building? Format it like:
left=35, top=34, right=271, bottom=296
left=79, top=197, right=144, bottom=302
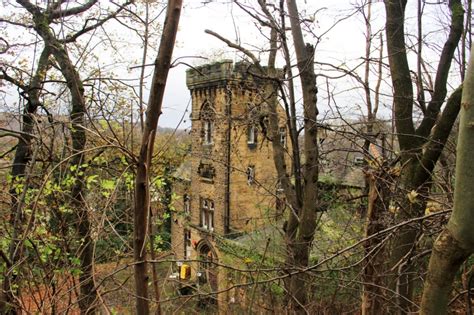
left=169, top=60, right=376, bottom=311
left=170, top=60, right=286, bottom=308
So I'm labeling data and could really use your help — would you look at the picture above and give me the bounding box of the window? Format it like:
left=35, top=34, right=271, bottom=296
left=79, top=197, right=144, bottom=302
left=279, top=127, right=287, bottom=147
left=247, top=104, right=259, bottom=148
left=203, top=120, right=213, bottom=145
left=354, top=156, right=365, bottom=166
left=183, top=194, right=190, bottom=214
left=200, top=199, right=214, bottom=231
left=184, top=229, right=192, bottom=260
left=200, top=101, right=215, bottom=145
left=247, top=165, right=255, bottom=185
left=247, top=124, right=258, bottom=147
left=198, top=162, right=215, bottom=181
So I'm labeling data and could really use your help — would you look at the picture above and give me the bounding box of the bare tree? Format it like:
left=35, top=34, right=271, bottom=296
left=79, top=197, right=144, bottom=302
left=6, top=1, right=132, bottom=313
left=0, top=46, right=51, bottom=314
left=133, top=0, right=182, bottom=314
left=384, top=0, right=464, bottom=311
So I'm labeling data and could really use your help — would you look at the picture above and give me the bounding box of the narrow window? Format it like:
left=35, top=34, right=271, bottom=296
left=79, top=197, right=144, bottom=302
left=247, top=125, right=257, bottom=145
left=279, top=127, right=287, bottom=148
left=201, top=199, right=208, bottom=229
left=184, top=229, right=192, bottom=260
left=276, top=196, right=286, bottom=213
left=200, top=198, right=215, bottom=231
left=247, top=165, right=255, bottom=185
left=208, top=201, right=214, bottom=231
left=183, top=194, right=190, bottom=214
left=203, top=120, right=213, bottom=145
left=276, top=179, right=284, bottom=193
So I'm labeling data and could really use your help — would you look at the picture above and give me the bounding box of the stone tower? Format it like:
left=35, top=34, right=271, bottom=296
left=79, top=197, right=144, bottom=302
left=170, top=60, right=286, bottom=307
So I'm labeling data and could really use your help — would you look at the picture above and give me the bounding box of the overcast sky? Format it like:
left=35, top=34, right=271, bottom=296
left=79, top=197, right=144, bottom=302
left=159, top=1, right=384, bottom=129
left=1, top=0, right=455, bottom=130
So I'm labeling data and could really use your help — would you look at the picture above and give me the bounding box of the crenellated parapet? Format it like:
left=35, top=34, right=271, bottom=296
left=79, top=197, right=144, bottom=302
left=186, top=60, right=234, bottom=90
left=186, top=60, right=269, bottom=91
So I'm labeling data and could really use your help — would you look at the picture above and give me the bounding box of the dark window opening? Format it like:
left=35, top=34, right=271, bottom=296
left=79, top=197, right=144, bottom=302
left=198, top=162, right=215, bottom=181
left=354, top=156, right=365, bottom=166
left=200, top=101, right=215, bottom=146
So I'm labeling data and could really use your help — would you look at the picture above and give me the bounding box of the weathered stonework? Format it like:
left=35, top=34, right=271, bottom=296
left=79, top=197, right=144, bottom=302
left=170, top=60, right=285, bottom=310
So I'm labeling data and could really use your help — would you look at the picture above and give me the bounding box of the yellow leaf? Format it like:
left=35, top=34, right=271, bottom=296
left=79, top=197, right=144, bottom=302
left=407, top=190, right=418, bottom=203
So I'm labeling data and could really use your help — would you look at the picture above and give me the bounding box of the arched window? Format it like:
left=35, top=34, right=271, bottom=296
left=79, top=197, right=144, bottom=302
left=247, top=103, right=259, bottom=148
left=200, top=102, right=215, bottom=145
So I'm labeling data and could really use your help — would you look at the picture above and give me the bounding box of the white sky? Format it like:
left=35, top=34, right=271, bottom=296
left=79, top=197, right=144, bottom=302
left=160, top=0, right=381, bottom=129
left=1, top=0, right=460, bottom=130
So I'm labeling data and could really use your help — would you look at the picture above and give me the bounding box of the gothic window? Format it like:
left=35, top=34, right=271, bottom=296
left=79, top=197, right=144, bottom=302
left=247, top=103, right=259, bottom=149
left=200, top=198, right=214, bottom=231
left=184, top=229, right=192, bottom=260
left=200, top=102, right=215, bottom=145
left=247, top=165, right=255, bottom=185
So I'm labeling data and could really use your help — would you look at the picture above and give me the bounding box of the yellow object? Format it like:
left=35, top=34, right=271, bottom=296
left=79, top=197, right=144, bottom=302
left=180, top=264, right=191, bottom=280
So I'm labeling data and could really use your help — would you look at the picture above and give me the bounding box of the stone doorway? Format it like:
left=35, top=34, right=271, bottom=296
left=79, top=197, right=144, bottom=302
left=196, top=241, right=218, bottom=308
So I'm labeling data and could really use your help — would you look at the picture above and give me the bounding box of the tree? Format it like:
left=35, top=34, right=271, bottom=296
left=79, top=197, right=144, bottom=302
left=0, top=46, right=51, bottom=313
left=384, top=0, right=464, bottom=311
left=1, top=1, right=132, bottom=313
left=133, top=0, right=182, bottom=314
left=420, top=44, right=474, bottom=315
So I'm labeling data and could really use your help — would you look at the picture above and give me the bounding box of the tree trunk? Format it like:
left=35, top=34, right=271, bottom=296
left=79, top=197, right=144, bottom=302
left=383, top=0, right=464, bottom=311
left=361, top=168, right=390, bottom=315
left=133, top=1, right=182, bottom=314
left=421, top=45, right=474, bottom=314
left=286, top=0, right=319, bottom=311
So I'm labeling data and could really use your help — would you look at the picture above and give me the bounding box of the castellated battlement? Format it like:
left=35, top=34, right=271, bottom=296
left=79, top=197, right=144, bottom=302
left=186, top=59, right=267, bottom=90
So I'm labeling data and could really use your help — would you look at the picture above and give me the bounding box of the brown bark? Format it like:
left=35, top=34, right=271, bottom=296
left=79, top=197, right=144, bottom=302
left=133, top=1, right=182, bottom=314
left=421, top=230, right=470, bottom=314
left=360, top=3, right=388, bottom=311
